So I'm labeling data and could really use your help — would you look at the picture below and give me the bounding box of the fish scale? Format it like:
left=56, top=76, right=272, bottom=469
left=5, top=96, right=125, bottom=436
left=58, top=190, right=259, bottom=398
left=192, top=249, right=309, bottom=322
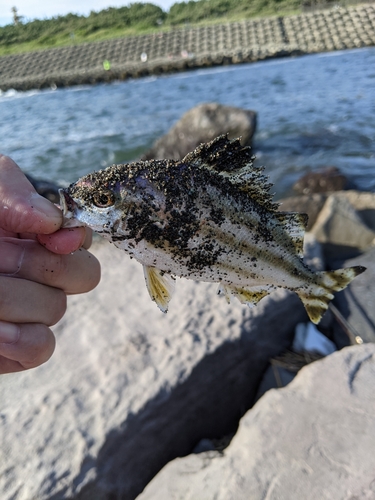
left=60, top=135, right=366, bottom=323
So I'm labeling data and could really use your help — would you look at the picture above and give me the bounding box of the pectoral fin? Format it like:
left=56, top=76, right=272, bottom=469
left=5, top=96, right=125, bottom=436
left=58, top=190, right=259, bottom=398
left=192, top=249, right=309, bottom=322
left=143, top=266, right=176, bottom=313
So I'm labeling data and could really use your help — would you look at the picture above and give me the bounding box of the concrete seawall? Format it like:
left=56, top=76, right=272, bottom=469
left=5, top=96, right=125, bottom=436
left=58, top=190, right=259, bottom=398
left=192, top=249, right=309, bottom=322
left=1, top=4, right=374, bottom=91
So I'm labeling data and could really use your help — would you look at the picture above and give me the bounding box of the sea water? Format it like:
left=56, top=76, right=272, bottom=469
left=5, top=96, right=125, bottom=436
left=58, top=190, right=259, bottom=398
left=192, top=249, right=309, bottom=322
left=1, top=46, right=374, bottom=198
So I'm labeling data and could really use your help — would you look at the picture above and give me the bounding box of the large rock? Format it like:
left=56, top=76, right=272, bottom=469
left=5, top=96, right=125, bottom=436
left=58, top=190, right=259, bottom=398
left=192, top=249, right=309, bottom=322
left=310, top=191, right=375, bottom=260
left=138, top=343, right=375, bottom=500
left=292, top=166, right=350, bottom=195
left=278, top=193, right=327, bottom=231
left=336, top=190, right=375, bottom=232
left=142, top=103, right=257, bottom=160
left=0, top=240, right=305, bottom=500
left=332, top=246, right=375, bottom=345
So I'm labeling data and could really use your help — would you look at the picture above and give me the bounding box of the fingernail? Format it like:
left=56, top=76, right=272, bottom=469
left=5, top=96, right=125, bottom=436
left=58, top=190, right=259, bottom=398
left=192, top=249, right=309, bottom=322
left=0, top=321, right=20, bottom=344
left=0, top=241, right=24, bottom=275
left=29, top=193, right=62, bottom=220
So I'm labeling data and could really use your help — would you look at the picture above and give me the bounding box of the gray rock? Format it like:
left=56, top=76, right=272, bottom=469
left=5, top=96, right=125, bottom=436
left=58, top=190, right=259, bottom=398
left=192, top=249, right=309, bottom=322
left=278, top=194, right=327, bottom=231
left=0, top=240, right=305, bottom=500
left=335, top=190, right=375, bottom=233
left=303, top=232, right=325, bottom=272
left=142, top=103, right=257, bottom=161
left=310, top=192, right=375, bottom=260
left=138, top=344, right=375, bottom=500
left=332, top=246, right=375, bottom=345
left=293, top=166, right=350, bottom=195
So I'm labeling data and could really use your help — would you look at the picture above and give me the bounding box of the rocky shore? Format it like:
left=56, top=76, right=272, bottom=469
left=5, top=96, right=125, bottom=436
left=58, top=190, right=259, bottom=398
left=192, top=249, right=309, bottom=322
left=0, top=185, right=374, bottom=499
left=1, top=102, right=375, bottom=499
left=1, top=4, right=374, bottom=91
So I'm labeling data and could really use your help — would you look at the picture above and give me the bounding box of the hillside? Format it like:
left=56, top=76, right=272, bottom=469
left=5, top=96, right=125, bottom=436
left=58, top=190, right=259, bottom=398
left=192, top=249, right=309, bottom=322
left=1, top=0, right=322, bottom=56
left=1, top=3, right=374, bottom=91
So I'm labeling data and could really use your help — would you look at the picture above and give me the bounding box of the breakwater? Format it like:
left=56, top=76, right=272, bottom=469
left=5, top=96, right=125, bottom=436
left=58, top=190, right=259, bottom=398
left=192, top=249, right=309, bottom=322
left=0, top=4, right=374, bottom=91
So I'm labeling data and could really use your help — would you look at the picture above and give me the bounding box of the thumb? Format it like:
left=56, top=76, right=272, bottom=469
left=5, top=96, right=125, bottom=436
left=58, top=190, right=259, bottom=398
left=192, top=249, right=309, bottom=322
left=0, top=155, right=62, bottom=234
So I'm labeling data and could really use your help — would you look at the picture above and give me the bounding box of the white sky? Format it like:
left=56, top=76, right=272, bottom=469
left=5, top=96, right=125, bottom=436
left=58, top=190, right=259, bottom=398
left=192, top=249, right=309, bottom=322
left=0, top=0, right=177, bottom=26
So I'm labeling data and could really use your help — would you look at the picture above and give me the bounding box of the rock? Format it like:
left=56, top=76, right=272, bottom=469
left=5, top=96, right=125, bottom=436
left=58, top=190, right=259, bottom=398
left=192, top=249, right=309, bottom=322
left=278, top=194, right=327, bottom=231
left=0, top=240, right=306, bottom=500
left=138, top=344, right=375, bottom=500
left=293, top=166, right=350, bottom=195
left=332, top=246, right=375, bottom=345
left=310, top=192, right=375, bottom=261
left=302, top=232, right=325, bottom=272
left=334, top=190, right=375, bottom=233
left=142, top=103, right=257, bottom=161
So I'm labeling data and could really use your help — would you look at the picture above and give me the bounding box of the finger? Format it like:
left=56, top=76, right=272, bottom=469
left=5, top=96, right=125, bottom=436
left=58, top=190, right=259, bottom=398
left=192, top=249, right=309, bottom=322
left=0, top=238, right=101, bottom=294
left=37, top=227, right=87, bottom=255
left=0, top=275, right=67, bottom=325
left=0, top=322, right=55, bottom=373
left=0, top=154, right=62, bottom=234
left=82, top=228, right=93, bottom=249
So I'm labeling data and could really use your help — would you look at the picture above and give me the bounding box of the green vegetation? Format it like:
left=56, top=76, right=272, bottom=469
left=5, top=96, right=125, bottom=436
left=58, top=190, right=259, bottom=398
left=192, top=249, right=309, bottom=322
left=0, top=0, right=312, bottom=56
left=168, top=0, right=300, bottom=25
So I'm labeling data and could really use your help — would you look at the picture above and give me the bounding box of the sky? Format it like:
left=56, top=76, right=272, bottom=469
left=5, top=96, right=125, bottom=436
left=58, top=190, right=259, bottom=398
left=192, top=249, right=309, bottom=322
left=0, top=0, right=177, bottom=26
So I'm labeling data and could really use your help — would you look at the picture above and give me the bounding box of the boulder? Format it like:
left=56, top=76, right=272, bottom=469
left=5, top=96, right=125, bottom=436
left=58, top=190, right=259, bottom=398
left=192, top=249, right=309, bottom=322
left=293, top=166, right=350, bottom=195
left=0, top=239, right=306, bottom=500
left=138, top=343, right=375, bottom=500
left=302, top=232, right=325, bottom=272
left=334, top=190, right=375, bottom=232
left=332, top=245, right=375, bottom=345
left=141, top=103, right=257, bottom=160
left=278, top=194, right=327, bottom=231
left=310, top=192, right=375, bottom=260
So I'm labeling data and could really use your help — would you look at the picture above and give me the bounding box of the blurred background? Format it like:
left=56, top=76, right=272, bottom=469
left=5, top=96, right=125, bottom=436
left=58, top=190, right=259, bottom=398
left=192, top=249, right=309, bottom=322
left=0, top=1, right=374, bottom=200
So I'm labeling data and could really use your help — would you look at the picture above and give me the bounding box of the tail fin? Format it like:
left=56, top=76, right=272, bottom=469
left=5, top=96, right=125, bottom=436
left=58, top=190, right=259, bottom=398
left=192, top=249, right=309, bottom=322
left=296, top=266, right=366, bottom=324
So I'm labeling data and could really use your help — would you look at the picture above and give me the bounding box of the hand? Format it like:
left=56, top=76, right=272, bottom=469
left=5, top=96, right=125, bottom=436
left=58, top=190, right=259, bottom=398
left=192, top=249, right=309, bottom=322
left=0, top=155, right=101, bottom=374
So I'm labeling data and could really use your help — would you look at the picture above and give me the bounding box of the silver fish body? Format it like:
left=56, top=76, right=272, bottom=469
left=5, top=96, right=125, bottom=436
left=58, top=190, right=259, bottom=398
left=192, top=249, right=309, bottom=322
left=60, top=136, right=365, bottom=323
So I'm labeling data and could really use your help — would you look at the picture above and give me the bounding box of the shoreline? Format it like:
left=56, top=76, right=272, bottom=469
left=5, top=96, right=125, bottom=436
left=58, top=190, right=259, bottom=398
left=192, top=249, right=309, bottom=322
left=0, top=4, right=374, bottom=91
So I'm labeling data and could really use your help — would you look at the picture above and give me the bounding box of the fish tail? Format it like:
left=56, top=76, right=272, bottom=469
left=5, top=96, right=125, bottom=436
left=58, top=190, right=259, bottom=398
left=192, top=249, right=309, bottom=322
left=296, top=266, right=366, bottom=324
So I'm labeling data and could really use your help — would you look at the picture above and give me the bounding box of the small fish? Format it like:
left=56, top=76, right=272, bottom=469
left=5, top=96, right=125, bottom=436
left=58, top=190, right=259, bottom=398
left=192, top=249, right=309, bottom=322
left=60, top=135, right=365, bottom=323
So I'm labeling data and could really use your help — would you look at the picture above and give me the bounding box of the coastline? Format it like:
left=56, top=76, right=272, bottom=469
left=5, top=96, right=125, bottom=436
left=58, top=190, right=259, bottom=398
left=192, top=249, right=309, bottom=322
left=0, top=4, right=374, bottom=91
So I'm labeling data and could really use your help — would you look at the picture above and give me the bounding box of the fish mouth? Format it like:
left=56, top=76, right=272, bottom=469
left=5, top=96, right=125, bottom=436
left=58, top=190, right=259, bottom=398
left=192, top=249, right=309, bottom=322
left=59, top=188, right=85, bottom=228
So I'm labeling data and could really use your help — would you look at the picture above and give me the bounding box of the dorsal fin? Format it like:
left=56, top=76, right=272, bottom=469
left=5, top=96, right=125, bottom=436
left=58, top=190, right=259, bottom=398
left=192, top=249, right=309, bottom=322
left=275, top=212, right=309, bottom=257
left=183, top=135, right=253, bottom=173
left=182, top=135, right=278, bottom=212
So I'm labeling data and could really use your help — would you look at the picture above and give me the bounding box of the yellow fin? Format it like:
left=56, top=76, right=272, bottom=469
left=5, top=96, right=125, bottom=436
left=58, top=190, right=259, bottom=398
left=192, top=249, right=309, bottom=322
left=296, top=265, right=366, bottom=324
left=143, top=266, right=176, bottom=313
left=221, top=285, right=270, bottom=307
left=275, top=212, right=308, bottom=258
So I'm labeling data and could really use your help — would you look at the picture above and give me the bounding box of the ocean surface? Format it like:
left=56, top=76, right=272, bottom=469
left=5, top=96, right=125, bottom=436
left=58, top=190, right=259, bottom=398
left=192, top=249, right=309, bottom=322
left=1, top=46, right=374, bottom=199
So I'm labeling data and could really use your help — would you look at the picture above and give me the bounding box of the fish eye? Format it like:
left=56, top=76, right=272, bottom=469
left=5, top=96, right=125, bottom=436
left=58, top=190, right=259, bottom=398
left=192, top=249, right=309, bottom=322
left=93, top=190, right=115, bottom=208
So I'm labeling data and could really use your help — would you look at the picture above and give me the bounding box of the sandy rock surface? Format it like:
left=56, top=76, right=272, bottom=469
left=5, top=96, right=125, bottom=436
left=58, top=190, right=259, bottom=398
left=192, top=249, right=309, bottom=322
left=0, top=239, right=304, bottom=500
left=138, top=343, right=375, bottom=500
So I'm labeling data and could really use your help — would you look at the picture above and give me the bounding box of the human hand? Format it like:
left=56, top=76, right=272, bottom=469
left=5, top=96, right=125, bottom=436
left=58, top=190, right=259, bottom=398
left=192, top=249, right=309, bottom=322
left=0, top=155, right=101, bottom=374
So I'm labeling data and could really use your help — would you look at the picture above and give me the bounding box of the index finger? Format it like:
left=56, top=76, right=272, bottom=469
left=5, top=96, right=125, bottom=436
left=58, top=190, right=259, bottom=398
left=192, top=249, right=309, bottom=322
left=0, top=155, right=62, bottom=235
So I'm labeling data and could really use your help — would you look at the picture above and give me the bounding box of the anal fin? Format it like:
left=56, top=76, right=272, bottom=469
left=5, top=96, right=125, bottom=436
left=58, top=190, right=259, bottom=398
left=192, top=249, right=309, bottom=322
left=218, top=284, right=270, bottom=307
left=143, top=266, right=176, bottom=313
